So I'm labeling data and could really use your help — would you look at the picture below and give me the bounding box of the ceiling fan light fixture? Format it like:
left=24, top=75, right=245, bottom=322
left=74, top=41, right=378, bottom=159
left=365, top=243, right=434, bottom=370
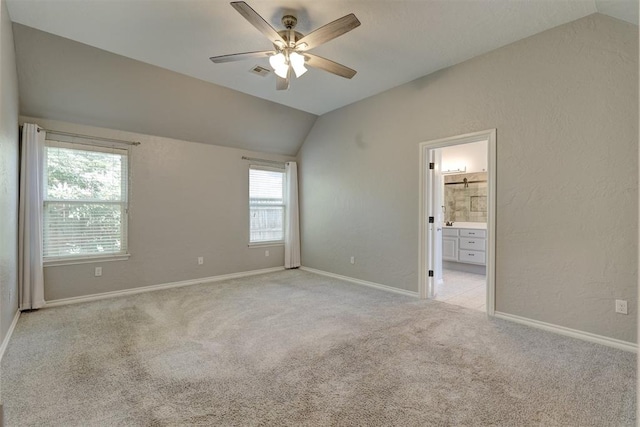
left=269, top=52, right=285, bottom=68
left=269, top=52, right=289, bottom=78
left=273, top=64, right=289, bottom=79
left=289, top=52, right=307, bottom=78
left=210, top=2, right=361, bottom=90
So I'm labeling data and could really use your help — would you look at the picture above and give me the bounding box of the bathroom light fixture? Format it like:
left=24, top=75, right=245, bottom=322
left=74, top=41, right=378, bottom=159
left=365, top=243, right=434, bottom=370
left=442, top=167, right=467, bottom=175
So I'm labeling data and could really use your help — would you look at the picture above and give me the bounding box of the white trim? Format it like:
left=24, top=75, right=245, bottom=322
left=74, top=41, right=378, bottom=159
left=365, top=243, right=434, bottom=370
left=0, top=310, right=21, bottom=362
left=300, top=266, right=420, bottom=298
left=248, top=242, right=284, bottom=248
left=418, top=129, right=497, bottom=315
left=44, top=254, right=130, bottom=267
left=248, top=164, right=285, bottom=172
left=45, top=267, right=285, bottom=308
left=418, top=140, right=428, bottom=299
left=486, top=132, right=497, bottom=316
left=45, top=138, right=130, bottom=154
left=494, top=311, right=637, bottom=353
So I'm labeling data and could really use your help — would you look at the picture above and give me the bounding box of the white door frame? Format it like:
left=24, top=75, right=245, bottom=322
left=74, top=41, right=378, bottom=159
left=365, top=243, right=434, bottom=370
left=418, top=129, right=497, bottom=316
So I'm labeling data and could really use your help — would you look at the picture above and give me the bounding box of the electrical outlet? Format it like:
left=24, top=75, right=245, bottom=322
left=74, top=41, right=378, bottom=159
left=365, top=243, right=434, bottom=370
left=198, top=257, right=204, bottom=265
left=615, top=299, right=628, bottom=315
left=350, top=256, right=355, bottom=265
left=94, top=267, right=102, bottom=277
left=265, top=250, right=270, bottom=257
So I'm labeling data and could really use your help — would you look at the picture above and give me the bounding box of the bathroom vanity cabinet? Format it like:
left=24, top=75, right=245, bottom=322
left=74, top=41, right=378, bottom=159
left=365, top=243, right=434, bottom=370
left=442, top=225, right=486, bottom=265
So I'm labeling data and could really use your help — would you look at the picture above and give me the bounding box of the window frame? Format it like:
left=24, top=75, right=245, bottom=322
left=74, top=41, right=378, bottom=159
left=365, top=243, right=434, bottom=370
left=42, top=139, right=131, bottom=266
left=248, top=165, right=285, bottom=247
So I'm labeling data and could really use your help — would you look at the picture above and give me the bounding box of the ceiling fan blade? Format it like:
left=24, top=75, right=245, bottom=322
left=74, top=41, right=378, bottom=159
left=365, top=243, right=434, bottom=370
left=295, top=14, right=360, bottom=51
left=304, top=53, right=357, bottom=79
left=276, top=68, right=290, bottom=90
left=231, top=1, right=286, bottom=46
left=210, top=50, right=275, bottom=63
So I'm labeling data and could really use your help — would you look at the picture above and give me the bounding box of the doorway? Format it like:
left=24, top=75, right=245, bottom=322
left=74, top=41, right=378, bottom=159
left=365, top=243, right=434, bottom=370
left=418, top=130, right=496, bottom=315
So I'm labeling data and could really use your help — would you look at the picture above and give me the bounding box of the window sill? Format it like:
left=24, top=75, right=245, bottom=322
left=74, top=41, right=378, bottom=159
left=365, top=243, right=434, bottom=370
left=248, top=242, right=284, bottom=248
left=44, top=254, right=130, bottom=267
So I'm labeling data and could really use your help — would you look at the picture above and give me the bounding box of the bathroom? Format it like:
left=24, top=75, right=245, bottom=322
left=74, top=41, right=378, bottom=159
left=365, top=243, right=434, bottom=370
left=435, top=140, right=488, bottom=311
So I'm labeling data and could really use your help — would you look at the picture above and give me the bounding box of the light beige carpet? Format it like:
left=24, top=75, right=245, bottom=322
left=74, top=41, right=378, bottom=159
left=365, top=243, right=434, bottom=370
left=2, top=270, right=636, bottom=426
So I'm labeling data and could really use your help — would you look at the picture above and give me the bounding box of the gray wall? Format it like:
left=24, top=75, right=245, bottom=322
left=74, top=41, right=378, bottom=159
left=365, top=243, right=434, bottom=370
left=297, top=14, right=638, bottom=343
left=21, top=116, right=292, bottom=301
left=12, top=24, right=317, bottom=157
left=0, top=0, right=19, bottom=342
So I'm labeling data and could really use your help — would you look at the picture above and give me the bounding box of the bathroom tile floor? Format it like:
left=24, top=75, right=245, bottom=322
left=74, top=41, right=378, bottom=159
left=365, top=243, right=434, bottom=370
left=435, top=269, right=486, bottom=312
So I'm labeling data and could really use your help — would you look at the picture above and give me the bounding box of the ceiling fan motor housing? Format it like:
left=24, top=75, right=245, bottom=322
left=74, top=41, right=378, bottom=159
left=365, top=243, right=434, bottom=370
left=276, top=30, right=303, bottom=48
left=277, top=16, right=302, bottom=49
left=281, top=15, right=297, bottom=29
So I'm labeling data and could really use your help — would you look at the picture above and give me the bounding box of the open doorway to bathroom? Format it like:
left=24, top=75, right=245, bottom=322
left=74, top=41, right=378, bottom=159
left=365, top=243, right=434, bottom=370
left=438, top=141, right=488, bottom=311
left=419, top=130, right=496, bottom=315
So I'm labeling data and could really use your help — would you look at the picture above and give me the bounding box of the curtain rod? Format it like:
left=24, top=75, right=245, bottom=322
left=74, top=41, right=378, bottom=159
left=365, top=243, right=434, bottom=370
left=242, top=156, right=286, bottom=165
left=20, top=126, right=141, bottom=146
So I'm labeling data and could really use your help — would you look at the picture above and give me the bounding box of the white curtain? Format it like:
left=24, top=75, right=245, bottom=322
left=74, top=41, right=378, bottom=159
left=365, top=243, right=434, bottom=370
left=18, top=124, right=45, bottom=310
left=284, top=161, right=301, bottom=269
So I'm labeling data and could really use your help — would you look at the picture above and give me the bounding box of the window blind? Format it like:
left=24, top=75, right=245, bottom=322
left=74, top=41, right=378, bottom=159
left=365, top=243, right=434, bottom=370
left=43, top=140, right=129, bottom=260
left=249, top=166, right=284, bottom=243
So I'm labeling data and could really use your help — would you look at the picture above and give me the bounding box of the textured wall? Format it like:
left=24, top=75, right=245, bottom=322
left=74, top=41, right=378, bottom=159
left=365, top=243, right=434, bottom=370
left=12, top=24, right=317, bottom=156
left=22, top=117, right=292, bottom=301
left=297, top=14, right=638, bottom=342
left=0, top=0, right=19, bottom=343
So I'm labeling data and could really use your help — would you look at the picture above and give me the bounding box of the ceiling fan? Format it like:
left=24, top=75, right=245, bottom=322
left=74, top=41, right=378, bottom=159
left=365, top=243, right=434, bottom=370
left=210, top=1, right=361, bottom=90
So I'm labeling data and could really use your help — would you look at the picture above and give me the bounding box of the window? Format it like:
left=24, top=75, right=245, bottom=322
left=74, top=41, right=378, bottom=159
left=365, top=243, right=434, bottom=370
left=43, top=140, right=129, bottom=262
left=249, top=166, right=284, bottom=244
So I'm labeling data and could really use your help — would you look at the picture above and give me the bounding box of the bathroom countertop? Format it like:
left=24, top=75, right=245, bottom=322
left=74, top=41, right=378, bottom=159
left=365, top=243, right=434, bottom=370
left=443, top=222, right=487, bottom=230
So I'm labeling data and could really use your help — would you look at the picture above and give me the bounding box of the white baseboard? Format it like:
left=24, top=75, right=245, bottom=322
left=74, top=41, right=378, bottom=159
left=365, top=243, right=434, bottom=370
left=300, top=266, right=419, bottom=298
left=0, top=310, right=21, bottom=362
left=45, top=267, right=285, bottom=308
left=494, top=311, right=637, bottom=353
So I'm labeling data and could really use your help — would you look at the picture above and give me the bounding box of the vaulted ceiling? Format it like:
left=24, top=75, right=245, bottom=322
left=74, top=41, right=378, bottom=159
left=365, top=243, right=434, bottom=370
left=7, top=0, right=638, bottom=155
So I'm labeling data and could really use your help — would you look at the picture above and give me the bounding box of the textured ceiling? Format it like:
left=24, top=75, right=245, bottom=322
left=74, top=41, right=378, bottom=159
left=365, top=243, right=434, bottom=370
left=6, top=0, right=638, bottom=116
